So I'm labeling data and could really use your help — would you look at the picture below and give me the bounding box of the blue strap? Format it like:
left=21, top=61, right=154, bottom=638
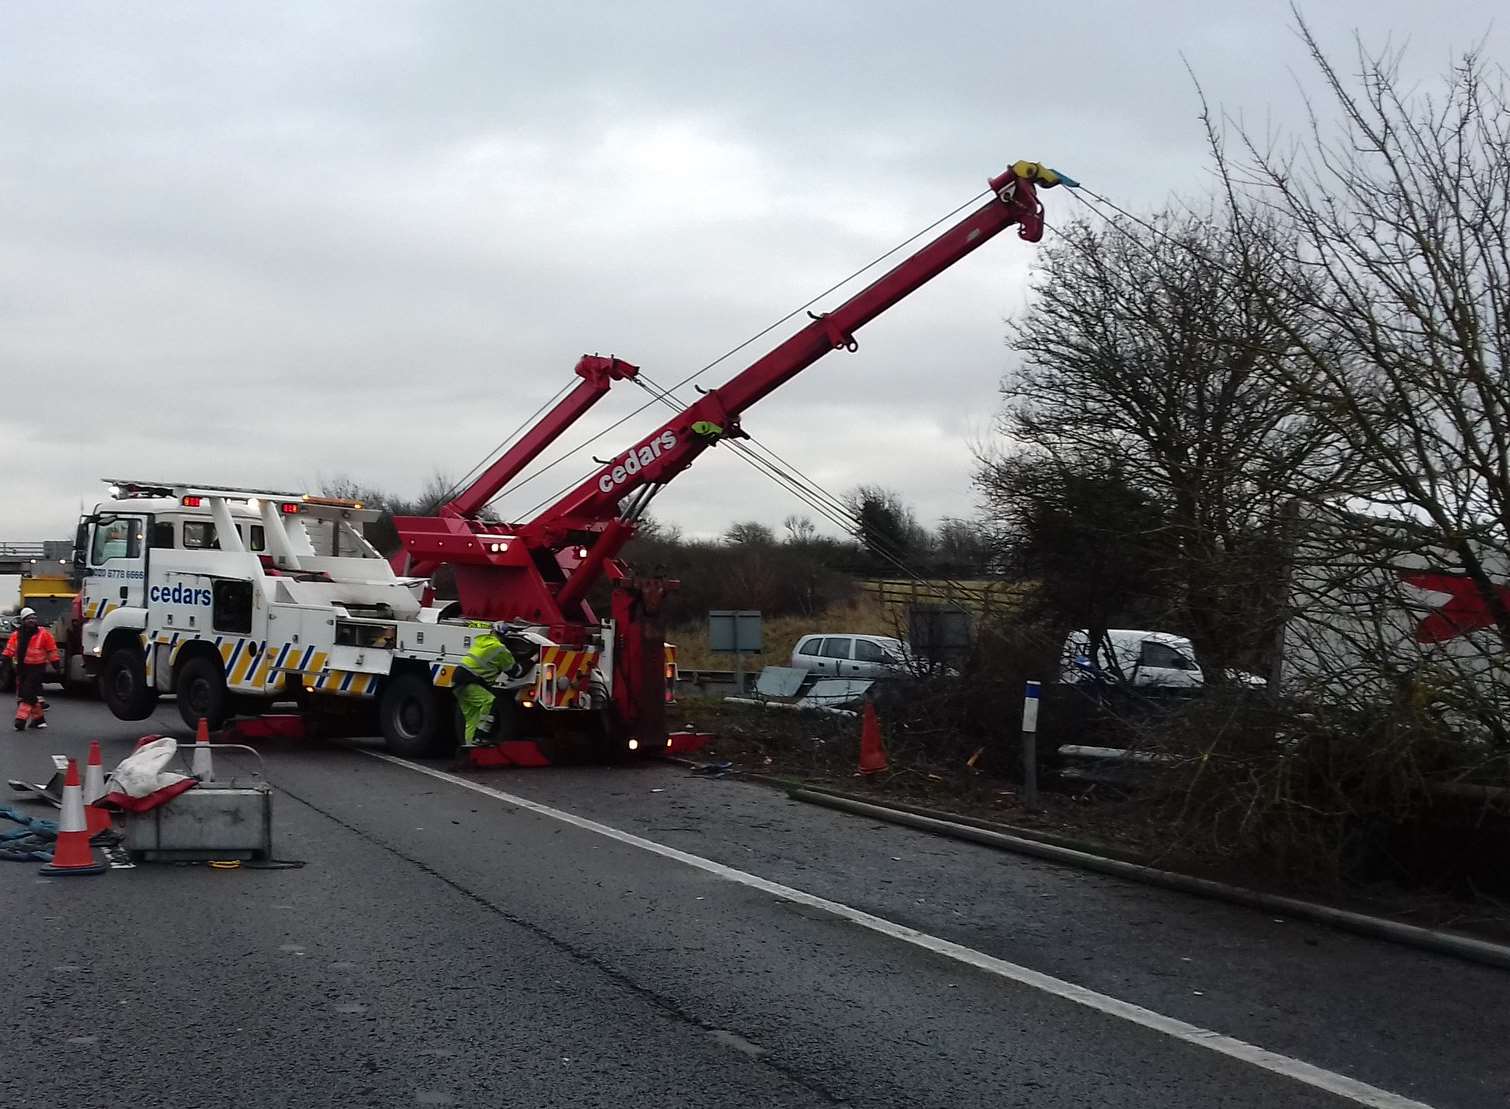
left=0, top=806, right=58, bottom=839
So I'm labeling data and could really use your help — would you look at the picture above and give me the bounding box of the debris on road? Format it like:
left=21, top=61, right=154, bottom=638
left=6, top=752, right=68, bottom=808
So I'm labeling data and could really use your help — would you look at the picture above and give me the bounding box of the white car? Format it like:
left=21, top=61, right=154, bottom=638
left=790, top=633, right=912, bottom=680
left=1060, top=629, right=1204, bottom=692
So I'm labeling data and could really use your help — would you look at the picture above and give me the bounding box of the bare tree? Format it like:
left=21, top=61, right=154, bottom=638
left=933, top=517, right=993, bottom=577
left=1202, top=19, right=1510, bottom=725
left=844, top=485, right=930, bottom=569
left=993, top=211, right=1345, bottom=667
left=782, top=514, right=818, bottom=545
left=312, top=471, right=459, bottom=556
left=724, top=521, right=776, bottom=547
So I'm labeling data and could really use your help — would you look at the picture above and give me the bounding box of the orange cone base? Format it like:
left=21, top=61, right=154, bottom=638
left=39, top=854, right=107, bottom=877
left=85, top=805, right=112, bottom=836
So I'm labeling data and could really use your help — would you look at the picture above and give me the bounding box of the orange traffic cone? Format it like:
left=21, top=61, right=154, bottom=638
left=83, top=740, right=111, bottom=837
left=39, top=759, right=107, bottom=877
left=192, top=717, right=214, bottom=781
left=857, top=701, right=888, bottom=775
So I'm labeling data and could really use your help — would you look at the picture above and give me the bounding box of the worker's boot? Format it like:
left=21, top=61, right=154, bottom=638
left=28, top=715, right=47, bottom=730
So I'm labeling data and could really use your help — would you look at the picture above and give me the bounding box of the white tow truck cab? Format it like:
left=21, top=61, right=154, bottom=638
left=78, top=480, right=608, bottom=755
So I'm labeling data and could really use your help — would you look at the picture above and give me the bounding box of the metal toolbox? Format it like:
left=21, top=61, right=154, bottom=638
left=121, top=745, right=273, bottom=862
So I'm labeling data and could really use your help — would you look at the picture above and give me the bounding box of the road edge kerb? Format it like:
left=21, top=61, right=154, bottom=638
left=789, top=787, right=1510, bottom=973
left=661, top=755, right=1156, bottom=861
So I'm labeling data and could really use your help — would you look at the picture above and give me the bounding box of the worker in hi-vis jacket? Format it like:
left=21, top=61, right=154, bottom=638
left=453, top=623, right=520, bottom=746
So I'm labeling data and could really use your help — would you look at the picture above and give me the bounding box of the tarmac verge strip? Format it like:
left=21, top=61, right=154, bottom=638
left=789, top=786, right=1510, bottom=973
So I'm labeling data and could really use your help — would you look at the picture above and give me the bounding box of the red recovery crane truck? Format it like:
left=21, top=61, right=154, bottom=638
left=389, top=159, right=1071, bottom=765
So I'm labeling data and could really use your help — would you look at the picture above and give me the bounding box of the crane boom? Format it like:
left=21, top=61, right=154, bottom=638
left=392, top=354, right=638, bottom=575
left=535, top=159, right=1069, bottom=612
left=447, top=354, right=640, bottom=519
left=396, top=158, right=1070, bottom=634
left=383, top=157, right=1070, bottom=763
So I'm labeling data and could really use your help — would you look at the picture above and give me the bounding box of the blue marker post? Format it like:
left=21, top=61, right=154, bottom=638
left=1021, top=680, right=1041, bottom=810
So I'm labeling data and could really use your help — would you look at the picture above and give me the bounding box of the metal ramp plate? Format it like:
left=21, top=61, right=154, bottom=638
left=754, top=666, right=809, bottom=699
left=797, top=679, right=874, bottom=707
left=6, top=754, right=69, bottom=808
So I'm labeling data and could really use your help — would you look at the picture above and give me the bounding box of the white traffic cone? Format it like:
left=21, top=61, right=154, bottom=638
left=83, top=740, right=111, bottom=837
left=192, top=717, right=214, bottom=781
left=38, top=759, right=107, bottom=877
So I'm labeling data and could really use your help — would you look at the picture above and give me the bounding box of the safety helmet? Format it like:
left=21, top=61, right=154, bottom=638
left=17, top=607, right=36, bottom=620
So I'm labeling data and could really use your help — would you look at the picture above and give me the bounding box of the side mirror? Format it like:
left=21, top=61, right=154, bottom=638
left=73, top=516, right=94, bottom=579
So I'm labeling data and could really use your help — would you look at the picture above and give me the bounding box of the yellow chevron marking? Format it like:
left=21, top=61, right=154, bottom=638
left=230, top=644, right=258, bottom=685
left=530, top=646, right=599, bottom=707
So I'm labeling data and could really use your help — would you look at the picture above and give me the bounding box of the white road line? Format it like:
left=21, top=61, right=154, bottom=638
left=367, top=751, right=1434, bottom=1109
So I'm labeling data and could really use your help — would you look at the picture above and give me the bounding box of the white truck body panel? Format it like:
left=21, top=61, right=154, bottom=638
left=78, top=482, right=602, bottom=716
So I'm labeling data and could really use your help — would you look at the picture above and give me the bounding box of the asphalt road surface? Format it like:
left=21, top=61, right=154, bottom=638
left=3, top=695, right=1508, bottom=1108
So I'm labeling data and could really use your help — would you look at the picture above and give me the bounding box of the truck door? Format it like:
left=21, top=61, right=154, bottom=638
left=1135, top=639, right=1203, bottom=692
left=82, top=513, right=150, bottom=621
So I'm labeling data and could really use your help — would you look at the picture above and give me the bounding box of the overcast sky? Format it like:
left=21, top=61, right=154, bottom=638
left=1, top=1, right=1498, bottom=552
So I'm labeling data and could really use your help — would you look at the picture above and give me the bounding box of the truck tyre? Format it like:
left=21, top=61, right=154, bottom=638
left=380, top=671, right=448, bottom=757
left=176, top=655, right=229, bottom=732
left=101, top=646, right=158, bottom=721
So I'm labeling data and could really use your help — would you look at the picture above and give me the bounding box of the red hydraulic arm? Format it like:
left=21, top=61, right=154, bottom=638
left=405, top=159, right=1069, bottom=632
left=392, top=354, right=638, bottom=575
left=395, top=158, right=1070, bottom=753
left=533, top=160, right=1072, bottom=614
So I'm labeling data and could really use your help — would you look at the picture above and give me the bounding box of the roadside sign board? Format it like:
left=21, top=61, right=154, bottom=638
left=708, top=610, right=762, bottom=653
left=709, top=610, right=762, bottom=696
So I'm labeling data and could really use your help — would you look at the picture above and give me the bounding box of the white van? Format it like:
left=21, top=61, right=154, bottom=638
left=1060, top=629, right=1204, bottom=692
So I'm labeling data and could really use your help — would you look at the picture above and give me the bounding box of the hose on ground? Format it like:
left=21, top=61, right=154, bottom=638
left=0, top=806, right=56, bottom=862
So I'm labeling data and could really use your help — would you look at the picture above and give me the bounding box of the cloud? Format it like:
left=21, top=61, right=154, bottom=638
left=0, top=0, right=1498, bottom=551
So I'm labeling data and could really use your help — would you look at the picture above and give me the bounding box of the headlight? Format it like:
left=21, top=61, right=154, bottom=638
left=627, top=738, right=639, bottom=752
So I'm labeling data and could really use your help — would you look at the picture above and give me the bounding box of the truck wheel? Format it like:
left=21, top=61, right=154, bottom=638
left=380, top=672, right=448, bottom=757
left=101, top=646, right=159, bottom=720
left=176, top=656, right=229, bottom=732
